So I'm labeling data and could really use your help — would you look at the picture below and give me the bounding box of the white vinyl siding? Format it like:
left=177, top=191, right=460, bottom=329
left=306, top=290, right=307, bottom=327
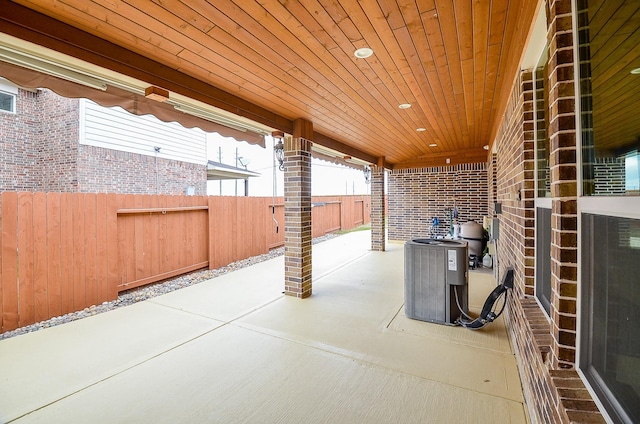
left=80, top=99, right=207, bottom=165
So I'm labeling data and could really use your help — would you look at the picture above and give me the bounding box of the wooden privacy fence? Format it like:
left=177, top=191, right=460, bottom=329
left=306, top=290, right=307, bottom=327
left=0, top=192, right=370, bottom=333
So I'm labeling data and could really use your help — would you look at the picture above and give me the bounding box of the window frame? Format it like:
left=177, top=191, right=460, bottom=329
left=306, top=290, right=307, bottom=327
left=573, top=0, right=640, bottom=422
left=0, top=78, right=18, bottom=114
left=533, top=43, right=552, bottom=317
left=0, top=90, right=16, bottom=113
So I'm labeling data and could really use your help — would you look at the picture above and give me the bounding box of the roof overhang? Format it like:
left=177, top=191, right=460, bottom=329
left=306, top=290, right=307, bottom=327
left=207, top=161, right=261, bottom=181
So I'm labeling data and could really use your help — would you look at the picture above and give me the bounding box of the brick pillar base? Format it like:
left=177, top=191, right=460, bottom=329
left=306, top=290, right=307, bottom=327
left=284, top=136, right=312, bottom=298
left=371, top=165, right=385, bottom=251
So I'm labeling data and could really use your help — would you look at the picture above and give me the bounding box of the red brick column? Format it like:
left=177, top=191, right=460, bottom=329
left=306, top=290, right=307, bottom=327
left=284, top=120, right=313, bottom=298
left=547, top=0, right=579, bottom=368
left=522, top=71, right=537, bottom=295
left=371, top=162, right=385, bottom=251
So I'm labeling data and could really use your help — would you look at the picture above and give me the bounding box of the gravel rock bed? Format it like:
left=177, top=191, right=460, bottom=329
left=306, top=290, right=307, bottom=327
left=0, top=233, right=339, bottom=341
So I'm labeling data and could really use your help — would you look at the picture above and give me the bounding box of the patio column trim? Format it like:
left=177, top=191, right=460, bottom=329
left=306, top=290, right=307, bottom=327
left=371, top=158, right=385, bottom=251
left=284, top=118, right=313, bottom=298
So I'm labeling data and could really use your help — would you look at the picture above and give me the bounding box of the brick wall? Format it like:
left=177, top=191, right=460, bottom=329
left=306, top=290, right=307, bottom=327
left=1, top=88, right=206, bottom=194
left=36, top=89, right=81, bottom=191
left=0, top=88, right=78, bottom=191
left=593, top=157, right=625, bottom=195
left=490, top=1, right=605, bottom=422
left=494, top=70, right=536, bottom=298
left=388, top=163, right=488, bottom=241
left=495, top=69, right=568, bottom=424
left=77, top=145, right=207, bottom=195
left=491, top=69, right=564, bottom=423
left=547, top=0, right=579, bottom=370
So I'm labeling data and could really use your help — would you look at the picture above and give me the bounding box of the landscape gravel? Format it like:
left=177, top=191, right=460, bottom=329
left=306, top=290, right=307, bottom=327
left=0, top=233, right=339, bottom=341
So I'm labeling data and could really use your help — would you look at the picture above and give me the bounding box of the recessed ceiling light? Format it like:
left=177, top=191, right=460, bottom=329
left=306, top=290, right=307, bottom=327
left=631, top=67, right=640, bottom=75
left=416, top=127, right=426, bottom=132
left=483, top=144, right=489, bottom=150
left=429, top=143, right=437, bottom=147
left=398, top=103, right=411, bottom=109
left=354, top=47, right=373, bottom=59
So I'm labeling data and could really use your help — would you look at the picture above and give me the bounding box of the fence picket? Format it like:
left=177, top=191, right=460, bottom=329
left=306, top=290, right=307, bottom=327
left=96, top=193, right=108, bottom=305
left=105, top=193, right=119, bottom=300
left=46, top=193, right=62, bottom=317
left=1, top=192, right=18, bottom=331
left=149, top=194, right=160, bottom=278
left=72, top=194, right=86, bottom=311
left=84, top=193, right=98, bottom=308
left=59, top=193, right=74, bottom=315
left=33, top=192, right=48, bottom=322
left=17, top=192, right=35, bottom=327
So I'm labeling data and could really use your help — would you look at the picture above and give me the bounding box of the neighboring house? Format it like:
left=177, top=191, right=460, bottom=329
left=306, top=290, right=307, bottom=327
left=0, top=78, right=208, bottom=195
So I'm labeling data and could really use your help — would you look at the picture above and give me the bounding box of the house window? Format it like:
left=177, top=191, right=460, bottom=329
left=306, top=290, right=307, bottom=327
left=578, top=1, right=640, bottom=423
left=0, top=78, right=18, bottom=113
left=535, top=207, right=551, bottom=315
left=534, top=49, right=550, bottom=198
left=626, top=152, right=640, bottom=194
left=0, top=90, right=16, bottom=113
left=581, top=214, right=640, bottom=423
left=533, top=45, right=552, bottom=316
left=580, top=1, right=640, bottom=197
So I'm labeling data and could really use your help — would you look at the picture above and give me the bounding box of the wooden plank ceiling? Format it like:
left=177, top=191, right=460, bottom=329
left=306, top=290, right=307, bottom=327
left=2, top=0, right=540, bottom=168
left=588, top=0, right=640, bottom=154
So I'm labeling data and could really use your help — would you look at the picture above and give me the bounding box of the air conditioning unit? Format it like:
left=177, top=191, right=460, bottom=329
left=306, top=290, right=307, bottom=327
left=404, top=239, right=469, bottom=325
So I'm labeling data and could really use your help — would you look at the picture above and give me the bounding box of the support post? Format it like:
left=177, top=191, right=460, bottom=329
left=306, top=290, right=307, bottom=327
left=284, top=119, right=313, bottom=298
left=371, top=158, right=386, bottom=251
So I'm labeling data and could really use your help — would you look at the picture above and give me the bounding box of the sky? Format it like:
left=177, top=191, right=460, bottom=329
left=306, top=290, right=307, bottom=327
left=626, top=153, right=639, bottom=191
left=205, top=133, right=371, bottom=197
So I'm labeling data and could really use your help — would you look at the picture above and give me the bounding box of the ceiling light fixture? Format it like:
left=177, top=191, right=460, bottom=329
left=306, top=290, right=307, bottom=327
left=399, top=103, right=411, bottom=109
left=354, top=47, right=373, bottom=59
left=483, top=144, right=489, bottom=150
left=429, top=143, right=437, bottom=147
left=0, top=44, right=108, bottom=91
left=416, top=128, right=426, bottom=132
left=631, top=67, right=640, bottom=75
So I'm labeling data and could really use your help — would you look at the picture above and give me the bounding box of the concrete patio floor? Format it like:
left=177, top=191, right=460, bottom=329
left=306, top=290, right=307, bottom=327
left=0, top=230, right=528, bottom=423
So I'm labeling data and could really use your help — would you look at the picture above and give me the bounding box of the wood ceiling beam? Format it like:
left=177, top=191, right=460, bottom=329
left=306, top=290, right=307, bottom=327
left=0, top=0, right=377, bottom=165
